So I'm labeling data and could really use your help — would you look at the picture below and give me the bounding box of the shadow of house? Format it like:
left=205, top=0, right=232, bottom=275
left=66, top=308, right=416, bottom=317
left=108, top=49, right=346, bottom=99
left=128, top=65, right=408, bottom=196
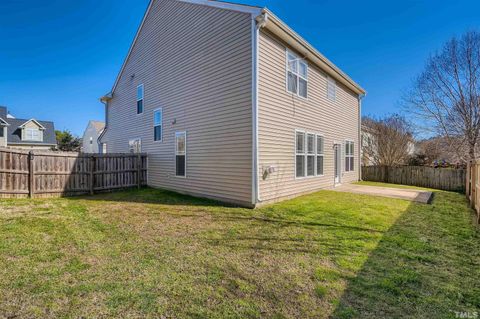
left=331, top=191, right=480, bottom=319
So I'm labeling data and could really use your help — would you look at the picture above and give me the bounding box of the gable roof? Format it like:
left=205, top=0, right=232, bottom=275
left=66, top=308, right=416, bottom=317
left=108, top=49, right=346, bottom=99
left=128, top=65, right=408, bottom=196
left=5, top=118, right=57, bottom=145
left=0, top=118, right=9, bottom=126
left=89, top=120, right=106, bottom=133
left=18, top=118, right=46, bottom=130
left=102, top=0, right=365, bottom=100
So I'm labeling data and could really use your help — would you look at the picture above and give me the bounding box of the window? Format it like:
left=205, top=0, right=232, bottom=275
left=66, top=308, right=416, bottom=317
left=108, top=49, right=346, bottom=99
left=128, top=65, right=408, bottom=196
left=287, top=51, right=308, bottom=98
left=327, top=77, right=336, bottom=102
left=89, top=137, right=93, bottom=145
left=154, top=108, right=162, bottom=141
left=175, top=132, right=186, bottom=177
left=345, top=141, right=354, bottom=172
left=316, top=135, right=324, bottom=175
left=137, top=84, right=144, bottom=114
left=25, top=128, right=41, bottom=141
left=129, top=138, right=142, bottom=153
left=102, top=143, right=107, bottom=154
left=307, top=134, right=315, bottom=177
left=0, top=127, right=4, bottom=138
left=295, top=131, right=324, bottom=178
left=295, top=131, right=306, bottom=178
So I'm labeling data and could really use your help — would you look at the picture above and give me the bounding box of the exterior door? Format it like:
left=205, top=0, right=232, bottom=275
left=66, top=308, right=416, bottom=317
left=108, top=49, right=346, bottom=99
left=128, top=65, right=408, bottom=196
left=334, top=144, right=341, bottom=185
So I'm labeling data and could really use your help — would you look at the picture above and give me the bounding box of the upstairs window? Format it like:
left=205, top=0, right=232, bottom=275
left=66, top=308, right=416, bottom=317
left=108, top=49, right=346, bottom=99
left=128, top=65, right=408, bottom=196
left=327, top=77, right=336, bottom=102
left=345, top=140, right=355, bottom=172
left=137, top=84, right=144, bottom=114
left=287, top=51, right=308, bottom=98
left=154, top=108, right=163, bottom=142
left=25, top=128, right=41, bottom=141
left=0, top=128, right=4, bottom=138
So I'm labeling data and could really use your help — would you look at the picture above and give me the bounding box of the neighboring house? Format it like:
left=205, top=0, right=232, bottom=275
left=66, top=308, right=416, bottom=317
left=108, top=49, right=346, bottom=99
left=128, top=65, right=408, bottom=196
left=82, top=121, right=105, bottom=153
left=99, top=0, right=365, bottom=207
left=0, top=106, right=57, bottom=150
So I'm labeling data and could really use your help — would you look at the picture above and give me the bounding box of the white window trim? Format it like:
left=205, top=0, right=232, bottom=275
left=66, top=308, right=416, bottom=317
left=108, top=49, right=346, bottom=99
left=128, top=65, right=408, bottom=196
left=345, top=139, right=355, bottom=172
left=327, top=76, right=337, bottom=102
left=286, top=49, right=308, bottom=100
left=137, top=84, right=144, bottom=115
left=295, top=130, right=325, bottom=179
left=153, top=107, right=163, bottom=142
left=175, top=131, right=187, bottom=178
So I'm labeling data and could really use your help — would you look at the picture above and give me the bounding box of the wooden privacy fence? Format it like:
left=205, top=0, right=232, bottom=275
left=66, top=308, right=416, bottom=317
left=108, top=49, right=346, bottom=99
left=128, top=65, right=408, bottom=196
left=0, top=148, right=147, bottom=198
left=466, top=161, right=480, bottom=224
left=362, top=165, right=466, bottom=192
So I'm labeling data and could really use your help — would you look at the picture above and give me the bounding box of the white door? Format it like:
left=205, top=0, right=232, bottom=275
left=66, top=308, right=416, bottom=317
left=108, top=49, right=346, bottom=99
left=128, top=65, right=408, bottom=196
left=334, top=144, right=341, bottom=185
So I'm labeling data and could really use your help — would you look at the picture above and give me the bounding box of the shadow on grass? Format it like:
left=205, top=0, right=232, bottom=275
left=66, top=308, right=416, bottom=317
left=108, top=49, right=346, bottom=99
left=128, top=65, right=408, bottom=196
left=72, top=187, right=231, bottom=208
left=331, top=191, right=480, bottom=319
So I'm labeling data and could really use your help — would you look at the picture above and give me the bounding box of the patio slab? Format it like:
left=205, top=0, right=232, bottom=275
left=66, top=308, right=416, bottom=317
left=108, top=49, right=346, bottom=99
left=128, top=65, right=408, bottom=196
left=333, top=184, right=433, bottom=204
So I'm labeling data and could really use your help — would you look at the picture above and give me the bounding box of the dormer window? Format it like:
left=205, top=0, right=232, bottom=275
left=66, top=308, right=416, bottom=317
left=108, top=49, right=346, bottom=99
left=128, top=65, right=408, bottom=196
left=26, top=128, right=41, bottom=141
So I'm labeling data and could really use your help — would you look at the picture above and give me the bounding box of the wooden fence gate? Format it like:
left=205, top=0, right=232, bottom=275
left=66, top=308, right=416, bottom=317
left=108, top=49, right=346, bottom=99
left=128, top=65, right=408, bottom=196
left=0, top=148, right=147, bottom=198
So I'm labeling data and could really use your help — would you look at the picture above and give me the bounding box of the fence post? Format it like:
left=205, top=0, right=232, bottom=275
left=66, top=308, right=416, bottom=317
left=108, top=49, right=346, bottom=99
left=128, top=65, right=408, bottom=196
left=137, top=153, right=141, bottom=189
left=90, top=156, right=95, bottom=195
left=28, top=151, right=35, bottom=198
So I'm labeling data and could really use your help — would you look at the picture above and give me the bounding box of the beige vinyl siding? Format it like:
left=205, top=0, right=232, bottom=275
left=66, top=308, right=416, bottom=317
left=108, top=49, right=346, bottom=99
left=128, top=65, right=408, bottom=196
left=101, top=0, right=253, bottom=206
left=258, top=30, right=360, bottom=204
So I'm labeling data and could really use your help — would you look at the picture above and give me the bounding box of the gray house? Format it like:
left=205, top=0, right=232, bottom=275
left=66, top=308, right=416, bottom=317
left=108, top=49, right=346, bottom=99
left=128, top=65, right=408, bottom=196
left=100, top=0, right=365, bottom=207
left=82, top=120, right=105, bottom=153
left=0, top=106, right=57, bottom=150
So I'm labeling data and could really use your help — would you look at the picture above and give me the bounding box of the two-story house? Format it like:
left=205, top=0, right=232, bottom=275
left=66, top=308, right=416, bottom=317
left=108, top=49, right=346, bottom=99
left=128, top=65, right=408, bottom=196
left=99, top=0, right=366, bottom=207
left=0, top=106, right=57, bottom=150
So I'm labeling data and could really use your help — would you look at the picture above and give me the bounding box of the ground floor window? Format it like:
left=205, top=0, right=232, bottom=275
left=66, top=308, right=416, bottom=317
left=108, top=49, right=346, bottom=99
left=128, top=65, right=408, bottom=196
left=295, top=130, right=324, bottom=178
left=175, top=131, right=186, bottom=177
left=345, top=140, right=354, bottom=172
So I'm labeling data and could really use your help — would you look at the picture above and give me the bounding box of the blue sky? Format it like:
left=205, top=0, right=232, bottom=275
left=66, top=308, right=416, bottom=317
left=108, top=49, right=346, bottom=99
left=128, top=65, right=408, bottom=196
left=1, top=0, right=479, bottom=136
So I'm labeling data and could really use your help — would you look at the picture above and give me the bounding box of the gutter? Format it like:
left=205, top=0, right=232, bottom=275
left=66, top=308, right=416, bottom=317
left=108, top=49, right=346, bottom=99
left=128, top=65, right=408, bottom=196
left=358, top=94, right=366, bottom=181
left=98, top=93, right=112, bottom=146
left=251, top=12, right=269, bottom=207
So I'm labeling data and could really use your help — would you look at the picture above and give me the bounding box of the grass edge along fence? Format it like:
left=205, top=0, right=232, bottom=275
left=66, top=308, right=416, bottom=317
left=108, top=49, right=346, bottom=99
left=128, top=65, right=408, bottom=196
left=362, top=165, right=466, bottom=193
left=0, top=147, right=147, bottom=198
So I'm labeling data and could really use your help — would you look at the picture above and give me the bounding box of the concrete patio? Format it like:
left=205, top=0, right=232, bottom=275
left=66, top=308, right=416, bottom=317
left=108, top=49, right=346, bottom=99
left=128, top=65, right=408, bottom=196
left=333, top=184, right=433, bottom=204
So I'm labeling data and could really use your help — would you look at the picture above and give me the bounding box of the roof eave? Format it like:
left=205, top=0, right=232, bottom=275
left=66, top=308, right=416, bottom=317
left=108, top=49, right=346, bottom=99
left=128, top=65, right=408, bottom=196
left=260, top=9, right=366, bottom=96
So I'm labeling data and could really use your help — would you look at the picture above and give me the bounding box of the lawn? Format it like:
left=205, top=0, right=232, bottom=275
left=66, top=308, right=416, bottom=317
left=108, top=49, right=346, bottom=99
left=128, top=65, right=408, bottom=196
left=0, top=185, right=479, bottom=318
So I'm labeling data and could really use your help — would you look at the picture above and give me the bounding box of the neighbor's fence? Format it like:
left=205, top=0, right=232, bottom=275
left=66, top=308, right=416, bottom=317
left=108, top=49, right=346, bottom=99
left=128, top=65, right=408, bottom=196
left=466, top=161, right=480, bottom=224
left=362, top=165, right=466, bottom=192
left=0, top=148, right=147, bottom=198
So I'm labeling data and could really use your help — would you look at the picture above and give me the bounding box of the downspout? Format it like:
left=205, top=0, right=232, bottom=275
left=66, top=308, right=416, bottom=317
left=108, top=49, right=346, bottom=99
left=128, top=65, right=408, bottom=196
left=252, top=11, right=269, bottom=207
left=358, top=93, right=365, bottom=181
left=99, top=93, right=112, bottom=153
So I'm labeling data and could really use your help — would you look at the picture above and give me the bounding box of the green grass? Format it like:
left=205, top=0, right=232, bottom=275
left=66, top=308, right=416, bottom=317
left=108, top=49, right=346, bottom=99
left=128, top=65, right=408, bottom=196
left=0, top=186, right=478, bottom=318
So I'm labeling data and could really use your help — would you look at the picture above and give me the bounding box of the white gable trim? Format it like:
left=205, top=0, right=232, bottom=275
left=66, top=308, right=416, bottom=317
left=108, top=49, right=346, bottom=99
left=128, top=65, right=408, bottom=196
left=106, top=0, right=261, bottom=95
left=18, top=119, right=46, bottom=130
left=0, top=118, right=9, bottom=126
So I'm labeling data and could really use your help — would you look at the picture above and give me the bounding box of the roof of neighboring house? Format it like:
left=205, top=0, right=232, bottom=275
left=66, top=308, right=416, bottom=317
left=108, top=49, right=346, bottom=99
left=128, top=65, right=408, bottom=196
left=102, top=0, right=365, bottom=101
left=5, top=118, right=57, bottom=145
left=0, top=106, right=7, bottom=119
left=89, top=120, right=106, bottom=133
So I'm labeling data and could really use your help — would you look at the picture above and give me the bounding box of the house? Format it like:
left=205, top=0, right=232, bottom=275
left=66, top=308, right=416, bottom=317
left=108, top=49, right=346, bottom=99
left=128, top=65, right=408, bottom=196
left=0, top=106, right=57, bottom=150
left=99, top=0, right=366, bottom=207
left=82, top=120, right=106, bottom=153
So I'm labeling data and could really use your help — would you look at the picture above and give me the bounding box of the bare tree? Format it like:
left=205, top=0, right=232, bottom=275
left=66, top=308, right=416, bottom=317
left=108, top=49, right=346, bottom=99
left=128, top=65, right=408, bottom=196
left=404, top=31, right=480, bottom=161
left=362, top=114, right=414, bottom=166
